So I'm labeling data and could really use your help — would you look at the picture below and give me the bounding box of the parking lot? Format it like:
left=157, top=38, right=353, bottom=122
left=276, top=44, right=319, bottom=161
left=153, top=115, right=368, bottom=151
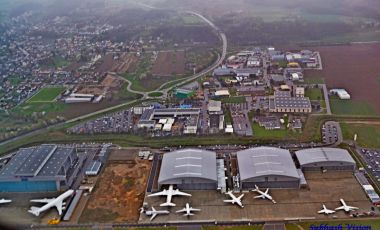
left=322, top=121, right=342, bottom=145
left=68, top=109, right=133, bottom=134
left=359, top=148, right=380, bottom=182
left=139, top=171, right=375, bottom=223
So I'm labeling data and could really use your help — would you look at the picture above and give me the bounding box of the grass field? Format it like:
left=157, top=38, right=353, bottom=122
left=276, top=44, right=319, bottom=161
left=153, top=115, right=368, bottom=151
left=148, top=92, right=163, bottom=97
left=221, top=96, right=246, bottom=104
left=305, top=88, right=323, bottom=100
left=252, top=123, right=298, bottom=139
left=303, top=77, right=325, bottom=84
left=330, top=99, right=378, bottom=116
left=341, top=122, right=380, bottom=148
left=27, top=87, right=66, bottom=103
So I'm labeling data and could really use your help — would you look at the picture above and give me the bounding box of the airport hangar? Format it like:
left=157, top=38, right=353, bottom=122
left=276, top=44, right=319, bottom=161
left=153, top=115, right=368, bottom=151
left=0, top=144, right=83, bottom=192
left=236, top=147, right=303, bottom=189
left=295, top=147, right=356, bottom=171
left=157, top=148, right=226, bottom=191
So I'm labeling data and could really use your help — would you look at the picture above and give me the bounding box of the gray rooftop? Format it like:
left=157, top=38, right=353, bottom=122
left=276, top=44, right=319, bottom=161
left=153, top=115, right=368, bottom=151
left=158, top=149, right=217, bottom=184
left=237, top=147, right=300, bottom=181
left=0, top=145, right=75, bottom=178
left=274, top=96, right=311, bottom=109
left=295, top=148, right=356, bottom=166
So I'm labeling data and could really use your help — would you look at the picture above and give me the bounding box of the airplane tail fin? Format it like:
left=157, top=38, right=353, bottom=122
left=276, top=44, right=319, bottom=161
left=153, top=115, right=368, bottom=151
left=160, top=202, right=176, bottom=207
left=28, top=206, right=41, bottom=216
left=184, top=213, right=194, bottom=216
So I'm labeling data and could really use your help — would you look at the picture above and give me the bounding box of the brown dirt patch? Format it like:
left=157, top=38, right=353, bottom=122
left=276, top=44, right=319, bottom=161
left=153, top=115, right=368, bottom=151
left=101, top=74, right=123, bottom=88
left=152, top=50, right=186, bottom=76
left=80, top=154, right=151, bottom=223
left=305, top=43, right=380, bottom=113
left=112, top=53, right=139, bottom=73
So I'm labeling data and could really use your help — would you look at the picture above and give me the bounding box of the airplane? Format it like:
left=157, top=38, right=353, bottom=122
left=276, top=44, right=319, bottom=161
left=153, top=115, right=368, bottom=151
left=147, top=185, right=191, bottom=207
left=28, top=189, right=74, bottom=217
left=0, top=198, right=12, bottom=204
left=223, top=191, right=244, bottom=208
left=335, top=199, right=359, bottom=213
left=176, top=203, right=201, bottom=216
left=252, top=185, right=276, bottom=204
left=145, top=206, right=170, bottom=221
left=318, top=204, right=336, bottom=215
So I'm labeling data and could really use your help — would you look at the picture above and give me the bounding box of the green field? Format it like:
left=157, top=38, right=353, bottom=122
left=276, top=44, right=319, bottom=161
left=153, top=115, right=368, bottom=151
left=182, top=15, right=204, bottom=25
left=341, top=122, right=380, bottom=148
left=305, top=88, right=323, bottom=100
left=252, top=123, right=298, bottom=139
left=221, top=96, right=246, bottom=104
left=303, top=77, right=325, bottom=84
left=148, top=92, right=163, bottom=97
left=28, top=87, right=66, bottom=103
left=330, top=99, right=378, bottom=116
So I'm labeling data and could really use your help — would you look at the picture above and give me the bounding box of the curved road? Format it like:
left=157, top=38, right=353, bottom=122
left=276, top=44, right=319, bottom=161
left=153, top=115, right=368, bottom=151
left=0, top=11, right=227, bottom=147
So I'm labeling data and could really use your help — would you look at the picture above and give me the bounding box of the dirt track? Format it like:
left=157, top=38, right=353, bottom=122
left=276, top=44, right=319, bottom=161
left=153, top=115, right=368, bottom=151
left=306, top=43, right=380, bottom=113
left=80, top=154, right=151, bottom=223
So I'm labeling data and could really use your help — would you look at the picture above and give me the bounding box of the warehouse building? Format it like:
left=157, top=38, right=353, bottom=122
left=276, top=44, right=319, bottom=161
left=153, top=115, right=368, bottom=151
left=269, top=96, right=312, bottom=113
left=158, top=149, right=218, bottom=190
left=237, top=147, right=301, bottom=189
left=0, top=144, right=81, bottom=192
left=295, top=148, right=356, bottom=171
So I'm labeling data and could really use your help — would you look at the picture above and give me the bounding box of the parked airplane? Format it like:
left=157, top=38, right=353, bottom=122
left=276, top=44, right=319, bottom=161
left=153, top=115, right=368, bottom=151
left=223, top=191, right=244, bottom=208
left=335, top=199, right=359, bottom=213
left=318, top=204, right=336, bottom=215
left=147, top=185, right=191, bottom=207
left=28, top=190, right=74, bottom=217
left=0, top=198, right=12, bottom=204
left=252, top=185, right=276, bottom=203
left=145, top=206, right=170, bottom=221
left=176, top=203, right=201, bottom=216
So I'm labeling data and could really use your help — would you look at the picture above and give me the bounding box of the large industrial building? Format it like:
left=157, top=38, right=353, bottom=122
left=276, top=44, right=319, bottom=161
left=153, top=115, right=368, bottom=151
left=0, top=144, right=82, bottom=192
left=237, top=147, right=301, bottom=189
left=158, top=149, right=221, bottom=190
left=269, top=96, right=312, bottom=113
left=295, top=148, right=356, bottom=171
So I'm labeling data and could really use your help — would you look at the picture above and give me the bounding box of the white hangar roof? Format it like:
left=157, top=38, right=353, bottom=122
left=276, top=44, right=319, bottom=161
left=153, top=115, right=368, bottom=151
left=237, top=147, right=300, bottom=181
left=158, top=149, right=217, bottom=184
left=295, top=148, right=356, bottom=166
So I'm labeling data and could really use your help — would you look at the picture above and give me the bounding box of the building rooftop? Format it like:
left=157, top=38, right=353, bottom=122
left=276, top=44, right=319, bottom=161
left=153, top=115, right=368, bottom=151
left=274, top=96, right=311, bottom=109
left=237, top=147, right=300, bottom=181
left=0, top=145, right=75, bottom=178
left=295, top=148, right=356, bottom=166
left=158, top=149, right=217, bottom=184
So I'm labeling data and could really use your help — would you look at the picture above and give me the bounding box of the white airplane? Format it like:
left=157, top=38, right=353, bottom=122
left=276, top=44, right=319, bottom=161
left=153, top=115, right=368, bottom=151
left=0, top=198, right=12, bottom=204
left=28, top=189, right=74, bottom=217
left=147, top=185, right=191, bottom=207
left=145, top=206, right=170, bottom=221
left=252, top=185, right=276, bottom=203
left=223, top=191, right=244, bottom=208
left=176, top=203, right=201, bottom=216
left=318, top=204, right=336, bottom=215
left=335, top=199, right=359, bottom=213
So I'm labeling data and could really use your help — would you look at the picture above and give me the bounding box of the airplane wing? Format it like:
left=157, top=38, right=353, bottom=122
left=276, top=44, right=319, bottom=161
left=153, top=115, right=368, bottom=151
left=0, top=199, right=11, bottom=204
left=318, top=210, right=326, bottom=214
left=148, top=190, right=168, bottom=197
left=150, top=213, right=157, bottom=221
left=173, top=190, right=191, bottom=196
left=223, top=199, right=234, bottom=203
left=176, top=208, right=187, bottom=213
left=30, top=198, right=55, bottom=204
left=151, top=207, right=156, bottom=212
left=54, top=200, right=64, bottom=216
left=238, top=194, right=244, bottom=200
left=347, top=206, right=359, bottom=210
left=265, top=188, right=269, bottom=194
left=254, top=194, right=265, bottom=199
left=335, top=206, right=345, bottom=211
left=189, top=208, right=201, bottom=212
